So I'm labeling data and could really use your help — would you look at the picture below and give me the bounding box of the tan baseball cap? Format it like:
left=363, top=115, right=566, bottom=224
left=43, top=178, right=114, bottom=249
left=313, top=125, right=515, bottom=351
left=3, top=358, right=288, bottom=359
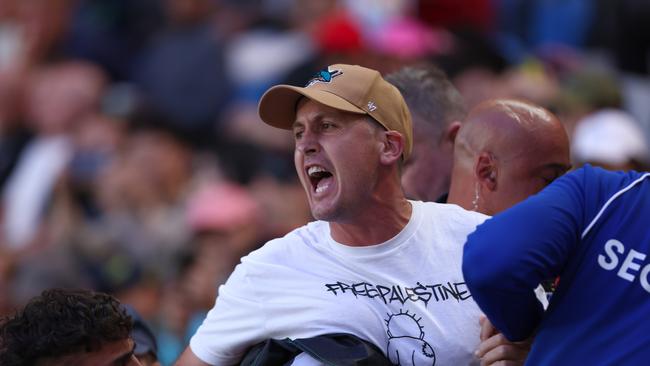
left=258, top=64, right=413, bottom=159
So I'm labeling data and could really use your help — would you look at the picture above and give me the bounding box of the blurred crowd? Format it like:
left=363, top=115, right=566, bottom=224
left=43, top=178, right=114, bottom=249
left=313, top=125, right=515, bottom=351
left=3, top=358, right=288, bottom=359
left=0, top=0, right=649, bottom=364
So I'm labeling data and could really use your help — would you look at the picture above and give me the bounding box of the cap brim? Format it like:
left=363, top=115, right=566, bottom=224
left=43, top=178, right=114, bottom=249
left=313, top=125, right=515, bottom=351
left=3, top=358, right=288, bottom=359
left=258, top=85, right=365, bottom=130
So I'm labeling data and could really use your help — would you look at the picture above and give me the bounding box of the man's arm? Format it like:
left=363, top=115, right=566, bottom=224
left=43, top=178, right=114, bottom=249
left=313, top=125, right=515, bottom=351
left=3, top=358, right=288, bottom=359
left=175, top=348, right=212, bottom=366
left=463, top=165, right=648, bottom=341
left=475, top=316, right=530, bottom=366
left=462, top=167, right=589, bottom=341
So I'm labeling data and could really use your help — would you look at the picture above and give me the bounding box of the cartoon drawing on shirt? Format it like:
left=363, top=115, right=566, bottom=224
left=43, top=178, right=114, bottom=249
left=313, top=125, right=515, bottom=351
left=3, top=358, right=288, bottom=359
left=385, top=309, right=436, bottom=366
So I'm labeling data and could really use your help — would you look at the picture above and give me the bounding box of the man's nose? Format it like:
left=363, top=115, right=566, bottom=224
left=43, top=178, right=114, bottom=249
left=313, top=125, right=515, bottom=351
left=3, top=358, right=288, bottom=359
left=296, top=130, right=319, bottom=155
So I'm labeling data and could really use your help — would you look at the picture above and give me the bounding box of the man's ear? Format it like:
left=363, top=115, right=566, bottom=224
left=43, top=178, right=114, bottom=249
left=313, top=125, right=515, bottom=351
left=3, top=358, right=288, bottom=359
left=444, top=121, right=462, bottom=144
left=380, top=130, right=404, bottom=165
left=475, top=152, right=497, bottom=191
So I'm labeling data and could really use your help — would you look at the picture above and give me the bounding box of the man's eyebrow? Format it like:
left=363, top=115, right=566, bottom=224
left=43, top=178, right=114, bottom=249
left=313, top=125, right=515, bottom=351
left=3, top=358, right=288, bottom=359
left=292, top=114, right=325, bottom=130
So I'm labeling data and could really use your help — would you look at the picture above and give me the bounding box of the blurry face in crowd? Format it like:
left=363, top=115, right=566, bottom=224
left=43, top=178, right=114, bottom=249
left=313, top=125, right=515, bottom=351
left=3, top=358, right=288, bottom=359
left=293, top=99, right=382, bottom=221
left=166, top=0, right=211, bottom=25
left=27, top=64, right=104, bottom=134
left=487, top=132, right=571, bottom=214
left=40, top=338, right=142, bottom=366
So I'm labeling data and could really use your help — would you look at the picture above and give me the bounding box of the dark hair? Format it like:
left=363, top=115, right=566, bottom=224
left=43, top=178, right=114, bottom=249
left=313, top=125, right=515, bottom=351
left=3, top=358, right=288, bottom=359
left=386, top=63, right=467, bottom=141
left=0, top=288, right=132, bottom=366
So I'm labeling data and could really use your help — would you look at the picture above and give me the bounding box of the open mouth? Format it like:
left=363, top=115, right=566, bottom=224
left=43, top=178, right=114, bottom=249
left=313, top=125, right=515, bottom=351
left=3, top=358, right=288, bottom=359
left=307, top=165, right=333, bottom=194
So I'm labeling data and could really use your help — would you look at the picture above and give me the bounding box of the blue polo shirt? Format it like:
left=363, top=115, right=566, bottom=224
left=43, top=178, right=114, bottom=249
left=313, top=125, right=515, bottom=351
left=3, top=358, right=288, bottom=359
left=463, top=165, right=650, bottom=365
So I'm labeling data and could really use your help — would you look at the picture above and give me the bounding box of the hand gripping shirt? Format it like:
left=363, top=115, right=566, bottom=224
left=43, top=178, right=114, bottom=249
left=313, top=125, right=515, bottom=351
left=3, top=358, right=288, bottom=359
left=190, top=201, right=488, bottom=365
left=463, top=165, right=650, bottom=365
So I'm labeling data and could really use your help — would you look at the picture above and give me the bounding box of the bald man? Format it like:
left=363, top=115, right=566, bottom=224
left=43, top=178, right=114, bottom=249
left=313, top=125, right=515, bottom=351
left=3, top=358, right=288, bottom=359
left=443, top=99, right=570, bottom=365
left=448, top=99, right=572, bottom=215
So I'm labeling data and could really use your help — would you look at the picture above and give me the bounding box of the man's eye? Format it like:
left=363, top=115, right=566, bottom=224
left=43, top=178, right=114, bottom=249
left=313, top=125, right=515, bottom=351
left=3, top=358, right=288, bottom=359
left=322, top=122, right=334, bottom=130
left=294, top=131, right=303, bottom=139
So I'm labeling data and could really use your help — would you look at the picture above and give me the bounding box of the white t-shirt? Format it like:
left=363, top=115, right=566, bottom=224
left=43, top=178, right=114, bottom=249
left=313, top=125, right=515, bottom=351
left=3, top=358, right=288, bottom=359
left=190, top=201, right=488, bottom=365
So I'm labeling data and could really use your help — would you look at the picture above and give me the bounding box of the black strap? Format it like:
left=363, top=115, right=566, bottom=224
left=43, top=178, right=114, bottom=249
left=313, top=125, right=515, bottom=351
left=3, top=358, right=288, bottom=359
left=239, top=333, right=391, bottom=366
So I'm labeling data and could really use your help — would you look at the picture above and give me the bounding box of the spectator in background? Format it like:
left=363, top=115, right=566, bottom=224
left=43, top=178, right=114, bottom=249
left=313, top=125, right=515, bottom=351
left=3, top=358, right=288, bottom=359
left=0, top=0, right=72, bottom=71
left=133, top=0, right=232, bottom=146
left=125, top=305, right=162, bottom=366
left=572, top=109, right=649, bottom=171
left=62, top=0, right=164, bottom=81
left=385, top=63, right=467, bottom=202
left=443, top=99, right=569, bottom=363
left=386, top=64, right=571, bottom=212
left=66, top=113, right=126, bottom=221
left=3, top=122, right=193, bottom=325
left=448, top=99, right=571, bottom=215
left=1, top=60, right=107, bottom=250
left=93, top=125, right=193, bottom=274
left=432, top=30, right=509, bottom=109
left=0, top=288, right=141, bottom=366
left=183, top=180, right=261, bottom=306
left=185, top=181, right=261, bottom=285
left=153, top=181, right=261, bottom=365
left=551, top=67, right=624, bottom=139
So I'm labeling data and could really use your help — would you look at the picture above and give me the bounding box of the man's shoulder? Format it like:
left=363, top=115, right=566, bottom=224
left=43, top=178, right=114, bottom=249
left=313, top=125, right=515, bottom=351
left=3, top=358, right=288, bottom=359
left=565, top=164, right=648, bottom=198
left=557, top=165, right=650, bottom=221
left=244, top=220, right=329, bottom=263
left=416, top=200, right=488, bottom=225
left=414, top=201, right=484, bottom=240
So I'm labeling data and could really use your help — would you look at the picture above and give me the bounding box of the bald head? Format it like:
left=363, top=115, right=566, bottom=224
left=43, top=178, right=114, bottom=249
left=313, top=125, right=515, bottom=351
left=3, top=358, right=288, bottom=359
left=449, top=99, right=571, bottom=215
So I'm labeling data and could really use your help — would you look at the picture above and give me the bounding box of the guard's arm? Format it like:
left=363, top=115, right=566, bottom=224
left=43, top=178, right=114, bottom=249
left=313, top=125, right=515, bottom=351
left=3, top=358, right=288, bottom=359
left=462, top=167, right=588, bottom=341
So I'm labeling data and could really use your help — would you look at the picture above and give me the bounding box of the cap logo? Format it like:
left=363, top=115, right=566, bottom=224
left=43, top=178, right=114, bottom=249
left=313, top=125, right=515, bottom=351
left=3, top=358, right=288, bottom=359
left=367, top=101, right=377, bottom=112
left=305, top=67, right=343, bottom=87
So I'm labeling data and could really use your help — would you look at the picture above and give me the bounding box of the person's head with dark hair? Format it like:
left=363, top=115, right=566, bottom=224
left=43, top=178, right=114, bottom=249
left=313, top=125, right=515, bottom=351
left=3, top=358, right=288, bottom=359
left=124, top=305, right=160, bottom=366
left=0, top=288, right=141, bottom=366
left=386, top=63, right=467, bottom=202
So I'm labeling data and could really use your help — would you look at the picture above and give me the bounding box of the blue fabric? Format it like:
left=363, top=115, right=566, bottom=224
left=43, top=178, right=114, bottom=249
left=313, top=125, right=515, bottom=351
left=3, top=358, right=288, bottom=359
left=528, top=0, right=594, bottom=48
left=463, top=165, right=650, bottom=365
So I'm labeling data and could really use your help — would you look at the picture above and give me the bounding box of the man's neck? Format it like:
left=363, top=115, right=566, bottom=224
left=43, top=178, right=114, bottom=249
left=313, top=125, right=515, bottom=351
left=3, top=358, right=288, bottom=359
left=447, top=170, right=474, bottom=211
left=329, top=198, right=412, bottom=246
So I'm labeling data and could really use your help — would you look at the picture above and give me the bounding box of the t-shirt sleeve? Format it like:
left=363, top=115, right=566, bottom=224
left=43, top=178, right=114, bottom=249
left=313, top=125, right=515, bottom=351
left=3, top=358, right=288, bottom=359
left=189, top=263, right=266, bottom=365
